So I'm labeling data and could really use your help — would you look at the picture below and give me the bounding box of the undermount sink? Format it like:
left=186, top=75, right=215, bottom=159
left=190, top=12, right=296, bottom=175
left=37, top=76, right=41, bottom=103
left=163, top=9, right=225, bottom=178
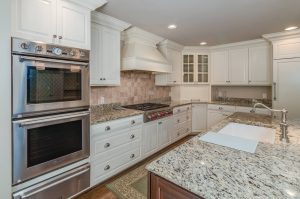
left=218, top=122, right=276, bottom=144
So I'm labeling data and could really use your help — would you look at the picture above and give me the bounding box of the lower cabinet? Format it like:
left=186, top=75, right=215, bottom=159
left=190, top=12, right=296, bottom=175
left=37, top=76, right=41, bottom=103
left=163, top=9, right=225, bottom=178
left=172, top=105, right=192, bottom=141
left=149, top=172, right=203, bottom=199
left=90, top=115, right=143, bottom=186
left=192, top=104, right=207, bottom=133
left=207, top=104, right=235, bottom=128
left=142, top=116, right=173, bottom=158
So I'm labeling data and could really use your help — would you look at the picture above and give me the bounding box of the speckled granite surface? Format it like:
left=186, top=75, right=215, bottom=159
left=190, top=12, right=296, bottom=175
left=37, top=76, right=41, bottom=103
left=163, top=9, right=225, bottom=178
left=146, top=112, right=300, bottom=199
left=90, top=104, right=144, bottom=125
left=167, top=98, right=272, bottom=108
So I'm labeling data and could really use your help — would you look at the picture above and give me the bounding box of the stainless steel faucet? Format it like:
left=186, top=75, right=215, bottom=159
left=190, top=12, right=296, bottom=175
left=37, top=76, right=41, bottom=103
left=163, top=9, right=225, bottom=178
left=253, top=103, right=289, bottom=143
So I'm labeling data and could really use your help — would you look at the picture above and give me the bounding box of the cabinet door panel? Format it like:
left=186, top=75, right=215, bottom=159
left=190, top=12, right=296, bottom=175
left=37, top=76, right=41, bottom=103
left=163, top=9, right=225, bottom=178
left=228, top=48, right=248, bottom=84
left=211, top=51, right=228, bottom=84
left=158, top=118, right=172, bottom=148
left=192, top=105, right=207, bottom=132
left=142, top=122, right=158, bottom=157
left=249, top=45, right=271, bottom=85
left=90, top=24, right=102, bottom=85
left=12, top=0, right=57, bottom=43
left=57, top=0, right=90, bottom=49
left=101, top=27, right=121, bottom=85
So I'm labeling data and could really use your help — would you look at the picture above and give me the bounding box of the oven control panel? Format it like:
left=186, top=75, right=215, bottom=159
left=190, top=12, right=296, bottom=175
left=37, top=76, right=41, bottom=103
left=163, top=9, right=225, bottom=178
left=144, top=109, right=173, bottom=122
left=12, top=37, right=89, bottom=61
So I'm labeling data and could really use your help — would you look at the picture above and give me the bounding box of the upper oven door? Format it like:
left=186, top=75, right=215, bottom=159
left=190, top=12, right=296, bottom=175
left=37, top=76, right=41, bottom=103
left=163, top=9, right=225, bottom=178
left=12, top=111, right=90, bottom=185
left=12, top=55, right=90, bottom=118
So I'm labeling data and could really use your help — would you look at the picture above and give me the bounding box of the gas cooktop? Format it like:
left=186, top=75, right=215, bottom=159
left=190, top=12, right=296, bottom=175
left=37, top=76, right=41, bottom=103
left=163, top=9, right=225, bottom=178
left=122, top=103, right=170, bottom=111
left=122, top=103, right=173, bottom=122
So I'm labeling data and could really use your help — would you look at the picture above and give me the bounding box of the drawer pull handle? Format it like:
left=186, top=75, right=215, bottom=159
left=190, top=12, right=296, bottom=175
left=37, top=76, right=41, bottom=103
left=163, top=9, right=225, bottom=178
left=218, top=107, right=223, bottom=110
left=130, top=134, right=135, bottom=139
left=131, top=120, right=136, bottom=125
left=104, top=143, right=110, bottom=148
left=177, top=132, right=180, bottom=136
left=250, top=109, right=255, bottom=113
left=104, top=165, right=110, bottom=171
left=186, top=128, right=189, bottom=132
left=177, top=119, right=180, bottom=123
left=105, top=126, right=111, bottom=131
left=187, top=107, right=190, bottom=110
left=186, top=116, right=189, bottom=120
left=130, top=154, right=135, bottom=159
left=177, top=110, right=180, bottom=113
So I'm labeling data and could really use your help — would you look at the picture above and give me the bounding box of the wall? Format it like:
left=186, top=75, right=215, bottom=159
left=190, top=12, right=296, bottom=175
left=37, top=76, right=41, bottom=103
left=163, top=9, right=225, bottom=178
left=171, top=85, right=211, bottom=102
left=211, top=86, right=272, bottom=100
left=0, top=0, right=12, bottom=198
left=91, top=71, right=171, bottom=105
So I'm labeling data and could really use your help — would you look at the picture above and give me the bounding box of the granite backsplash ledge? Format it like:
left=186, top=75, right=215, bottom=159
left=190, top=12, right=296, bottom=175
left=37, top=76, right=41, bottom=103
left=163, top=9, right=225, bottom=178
left=91, top=71, right=171, bottom=105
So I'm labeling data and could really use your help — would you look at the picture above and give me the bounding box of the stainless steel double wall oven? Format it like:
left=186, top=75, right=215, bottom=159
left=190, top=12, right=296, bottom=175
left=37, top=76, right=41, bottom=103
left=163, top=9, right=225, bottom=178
left=11, top=38, right=91, bottom=197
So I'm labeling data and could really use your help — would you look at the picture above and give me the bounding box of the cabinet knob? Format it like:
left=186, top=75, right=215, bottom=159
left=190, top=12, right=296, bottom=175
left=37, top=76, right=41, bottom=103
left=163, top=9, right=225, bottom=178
left=250, top=109, right=255, bottom=113
left=130, top=134, right=135, bottom=139
left=218, top=107, right=223, bottom=110
left=131, top=120, right=136, bottom=125
left=186, top=116, right=189, bottom=120
left=105, top=126, right=111, bottom=131
left=104, top=165, right=110, bottom=170
left=58, top=36, right=63, bottom=39
left=177, top=132, right=180, bottom=136
left=177, top=119, right=180, bottom=123
left=104, top=143, right=110, bottom=148
left=103, top=78, right=106, bottom=80
left=53, top=35, right=57, bottom=38
left=100, top=78, right=103, bottom=80
left=130, top=154, right=135, bottom=159
left=249, top=80, right=252, bottom=83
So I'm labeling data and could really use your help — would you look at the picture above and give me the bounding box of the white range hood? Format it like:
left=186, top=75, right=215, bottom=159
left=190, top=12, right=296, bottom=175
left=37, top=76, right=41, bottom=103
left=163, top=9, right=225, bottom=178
left=121, top=27, right=172, bottom=73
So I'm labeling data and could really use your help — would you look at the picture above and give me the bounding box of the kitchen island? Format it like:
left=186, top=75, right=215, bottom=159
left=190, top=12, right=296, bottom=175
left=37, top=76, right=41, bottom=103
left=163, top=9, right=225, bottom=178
left=146, top=112, right=300, bottom=199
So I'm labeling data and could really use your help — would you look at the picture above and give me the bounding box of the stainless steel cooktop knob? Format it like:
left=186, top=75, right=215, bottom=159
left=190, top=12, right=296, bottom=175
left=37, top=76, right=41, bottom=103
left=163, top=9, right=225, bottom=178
left=79, top=51, right=86, bottom=57
left=69, top=50, right=76, bottom=56
left=52, top=47, right=62, bottom=55
left=20, top=43, right=29, bottom=49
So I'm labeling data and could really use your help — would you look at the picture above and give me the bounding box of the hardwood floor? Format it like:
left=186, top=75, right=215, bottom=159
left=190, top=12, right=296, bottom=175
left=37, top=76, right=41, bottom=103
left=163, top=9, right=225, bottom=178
left=76, top=135, right=195, bottom=199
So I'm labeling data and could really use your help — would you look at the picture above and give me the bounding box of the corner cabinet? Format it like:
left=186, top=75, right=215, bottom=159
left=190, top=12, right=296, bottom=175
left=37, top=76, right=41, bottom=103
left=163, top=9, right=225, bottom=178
left=11, top=0, right=91, bottom=49
left=90, top=12, right=130, bottom=86
left=182, top=53, right=209, bottom=84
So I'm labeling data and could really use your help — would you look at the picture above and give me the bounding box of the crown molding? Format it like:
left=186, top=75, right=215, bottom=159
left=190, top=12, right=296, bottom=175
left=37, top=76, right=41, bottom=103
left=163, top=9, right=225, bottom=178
left=262, top=29, right=300, bottom=42
left=209, top=39, right=268, bottom=50
left=92, top=11, right=131, bottom=31
left=66, top=0, right=107, bottom=10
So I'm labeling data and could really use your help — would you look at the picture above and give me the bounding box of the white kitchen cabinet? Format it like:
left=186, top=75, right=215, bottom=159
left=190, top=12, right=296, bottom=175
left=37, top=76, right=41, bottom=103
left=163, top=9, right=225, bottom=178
left=12, top=0, right=91, bottom=49
left=173, top=105, right=192, bottom=140
left=11, top=0, right=57, bottom=44
left=57, top=0, right=90, bottom=49
left=248, top=45, right=271, bottom=85
left=90, top=12, right=130, bottom=86
left=182, top=53, right=209, bottom=84
left=235, top=106, right=271, bottom=115
left=155, top=40, right=183, bottom=86
left=157, top=117, right=173, bottom=148
left=91, top=115, right=143, bottom=186
left=142, top=122, right=158, bottom=157
left=272, top=37, right=300, bottom=59
left=192, top=104, right=207, bottom=133
left=228, top=48, right=249, bottom=84
left=211, top=50, right=229, bottom=84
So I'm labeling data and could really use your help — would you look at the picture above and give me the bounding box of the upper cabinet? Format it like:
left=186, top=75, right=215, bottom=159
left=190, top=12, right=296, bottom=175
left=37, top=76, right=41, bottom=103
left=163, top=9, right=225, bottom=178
left=228, top=47, right=249, bottom=85
left=11, top=0, right=92, bottom=49
left=182, top=52, right=209, bottom=84
left=90, top=12, right=130, bottom=86
left=211, top=40, right=271, bottom=85
left=155, top=40, right=184, bottom=86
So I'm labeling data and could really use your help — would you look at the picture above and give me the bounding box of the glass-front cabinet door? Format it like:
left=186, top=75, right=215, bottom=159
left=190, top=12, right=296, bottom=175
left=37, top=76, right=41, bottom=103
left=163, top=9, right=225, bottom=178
left=182, top=53, right=209, bottom=84
left=183, top=54, right=194, bottom=83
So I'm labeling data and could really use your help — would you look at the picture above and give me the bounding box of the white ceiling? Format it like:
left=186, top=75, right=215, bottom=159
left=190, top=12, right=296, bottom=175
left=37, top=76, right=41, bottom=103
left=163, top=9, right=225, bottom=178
left=98, top=0, right=300, bottom=46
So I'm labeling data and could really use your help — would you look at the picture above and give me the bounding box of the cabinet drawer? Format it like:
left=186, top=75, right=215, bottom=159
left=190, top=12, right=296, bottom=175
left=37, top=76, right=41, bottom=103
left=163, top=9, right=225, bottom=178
left=173, top=112, right=191, bottom=125
left=92, top=147, right=140, bottom=179
left=173, top=105, right=191, bottom=115
left=236, top=106, right=271, bottom=115
left=207, top=104, right=235, bottom=112
left=91, top=115, right=143, bottom=135
left=91, top=127, right=141, bottom=156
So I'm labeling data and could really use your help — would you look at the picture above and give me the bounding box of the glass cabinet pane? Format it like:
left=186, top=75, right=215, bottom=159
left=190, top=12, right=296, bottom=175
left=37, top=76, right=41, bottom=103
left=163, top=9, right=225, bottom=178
left=183, top=74, right=188, bottom=82
left=183, top=64, right=189, bottom=72
left=188, top=55, right=194, bottom=63
left=183, top=55, right=188, bottom=63
left=189, top=64, right=194, bottom=72
left=189, top=74, right=194, bottom=82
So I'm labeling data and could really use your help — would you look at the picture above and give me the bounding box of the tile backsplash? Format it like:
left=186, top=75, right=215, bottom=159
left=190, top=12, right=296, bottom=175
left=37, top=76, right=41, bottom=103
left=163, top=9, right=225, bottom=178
left=91, top=71, right=171, bottom=105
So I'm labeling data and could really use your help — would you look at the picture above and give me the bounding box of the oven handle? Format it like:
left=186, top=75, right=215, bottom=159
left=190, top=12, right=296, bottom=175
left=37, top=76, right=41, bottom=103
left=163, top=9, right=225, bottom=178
left=15, top=111, right=90, bottom=127
left=19, top=55, right=89, bottom=66
left=13, top=164, right=90, bottom=199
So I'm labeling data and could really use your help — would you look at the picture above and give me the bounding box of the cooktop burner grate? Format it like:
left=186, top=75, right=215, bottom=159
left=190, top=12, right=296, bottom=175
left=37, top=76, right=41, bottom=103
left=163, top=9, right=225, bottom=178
left=122, top=103, right=169, bottom=111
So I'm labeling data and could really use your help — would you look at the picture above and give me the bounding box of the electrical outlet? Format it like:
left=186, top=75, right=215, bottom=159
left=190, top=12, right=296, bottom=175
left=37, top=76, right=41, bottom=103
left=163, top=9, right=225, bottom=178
left=262, top=93, right=267, bottom=99
left=98, top=96, right=105, bottom=104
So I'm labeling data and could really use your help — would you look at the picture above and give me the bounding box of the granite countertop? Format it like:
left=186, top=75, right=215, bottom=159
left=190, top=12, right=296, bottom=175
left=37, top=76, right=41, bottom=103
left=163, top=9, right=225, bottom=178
left=167, top=98, right=272, bottom=108
left=90, top=105, right=144, bottom=125
left=146, top=112, right=300, bottom=199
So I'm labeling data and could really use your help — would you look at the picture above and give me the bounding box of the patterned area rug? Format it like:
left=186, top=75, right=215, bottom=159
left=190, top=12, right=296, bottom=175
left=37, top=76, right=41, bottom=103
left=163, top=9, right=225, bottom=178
left=106, top=162, right=148, bottom=199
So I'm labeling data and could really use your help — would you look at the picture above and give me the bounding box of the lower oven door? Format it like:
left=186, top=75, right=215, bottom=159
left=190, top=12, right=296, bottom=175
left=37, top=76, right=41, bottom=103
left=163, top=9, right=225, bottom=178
left=12, top=111, right=90, bottom=185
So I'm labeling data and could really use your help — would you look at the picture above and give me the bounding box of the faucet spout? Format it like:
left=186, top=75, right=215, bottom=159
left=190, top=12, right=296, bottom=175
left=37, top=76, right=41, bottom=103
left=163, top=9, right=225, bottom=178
left=253, top=103, right=289, bottom=143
